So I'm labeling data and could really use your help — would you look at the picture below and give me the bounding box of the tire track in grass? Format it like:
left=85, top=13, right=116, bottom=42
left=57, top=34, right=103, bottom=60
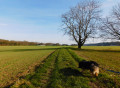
left=10, top=49, right=60, bottom=88
left=12, top=48, right=119, bottom=88
left=47, top=48, right=90, bottom=88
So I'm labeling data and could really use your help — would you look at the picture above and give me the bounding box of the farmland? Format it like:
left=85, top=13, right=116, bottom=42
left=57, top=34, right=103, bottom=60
left=0, top=46, right=62, bottom=87
left=72, top=46, right=120, bottom=74
left=0, top=46, right=120, bottom=88
left=72, top=46, right=120, bottom=87
left=11, top=46, right=120, bottom=88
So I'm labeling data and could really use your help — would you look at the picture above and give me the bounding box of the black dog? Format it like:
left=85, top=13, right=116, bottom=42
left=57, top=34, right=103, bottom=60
left=79, top=60, right=99, bottom=76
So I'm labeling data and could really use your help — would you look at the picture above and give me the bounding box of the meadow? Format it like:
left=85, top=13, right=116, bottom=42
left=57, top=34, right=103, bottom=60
left=72, top=46, right=120, bottom=72
left=11, top=46, right=120, bottom=88
left=72, top=46, right=120, bottom=87
left=0, top=46, right=120, bottom=88
left=0, top=46, right=62, bottom=87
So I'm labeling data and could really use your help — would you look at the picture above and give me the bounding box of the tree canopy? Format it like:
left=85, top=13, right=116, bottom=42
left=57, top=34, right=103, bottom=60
left=62, top=0, right=101, bottom=48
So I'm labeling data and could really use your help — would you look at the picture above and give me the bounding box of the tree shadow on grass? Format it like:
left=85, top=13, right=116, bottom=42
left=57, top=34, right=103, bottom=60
left=0, top=48, right=60, bottom=52
left=60, top=67, right=83, bottom=76
left=60, top=67, right=92, bottom=78
left=70, top=47, right=120, bottom=53
left=13, top=48, right=59, bottom=52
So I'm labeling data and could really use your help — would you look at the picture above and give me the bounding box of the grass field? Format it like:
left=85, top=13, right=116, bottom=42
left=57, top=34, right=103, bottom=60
left=72, top=46, right=120, bottom=71
left=11, top=47, right=120, bottom=88
left=72, top=46, right=120, bottom=87
left=0, top=46, right=120, bottom=88
left=11, top=48, right=90, bottom=88
left=0, top=46, right=62, bottom=87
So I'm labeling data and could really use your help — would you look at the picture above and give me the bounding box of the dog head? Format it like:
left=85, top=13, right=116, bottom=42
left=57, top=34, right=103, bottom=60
left=90, top=64, right=99, bottom=77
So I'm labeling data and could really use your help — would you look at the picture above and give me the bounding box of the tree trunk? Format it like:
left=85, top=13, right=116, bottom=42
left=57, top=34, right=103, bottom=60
left=78, top=43, right=82, bottom=49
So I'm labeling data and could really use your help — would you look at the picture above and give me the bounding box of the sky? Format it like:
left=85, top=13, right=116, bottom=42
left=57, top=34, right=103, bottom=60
left=0, top=0, right=120, bottom=44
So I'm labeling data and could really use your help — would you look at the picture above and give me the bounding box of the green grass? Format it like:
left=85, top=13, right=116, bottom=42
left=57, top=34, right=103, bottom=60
left=12, top=48, right=90, bottom=88
left=0, top=46, right=63, bottom=87
left=48, top=49, right=90, bottom=88
left=1, top=46, right=120, bottom=88
left=72, top=46, right=120, bottom=87
left=11, top=49, right=60, bottom=88
left=11, top=47, right=120, bottom=88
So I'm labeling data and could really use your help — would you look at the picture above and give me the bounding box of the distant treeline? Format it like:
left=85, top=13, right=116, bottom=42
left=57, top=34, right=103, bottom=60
left=38, top=43, right=69, bottom=46
left=84, top=42, right=120, bottom=46
left=0, top=39, right=68, bottom=46
left=0, top=39, right=38, bottom=46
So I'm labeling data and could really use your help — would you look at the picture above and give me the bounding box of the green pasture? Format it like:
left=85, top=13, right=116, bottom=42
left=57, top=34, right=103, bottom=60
left=73, top=46, right=120, bottom=71
left=0, top=46, right=120, bottom=88
left=73, top=46, right=120, bottom=87
left=11, top=47, right=120, bottom=88
left=0, top=46, right=63, bottom=87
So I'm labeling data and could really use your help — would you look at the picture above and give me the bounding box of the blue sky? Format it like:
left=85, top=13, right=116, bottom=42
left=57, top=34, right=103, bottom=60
left=0, top=0, right=120, bottom=44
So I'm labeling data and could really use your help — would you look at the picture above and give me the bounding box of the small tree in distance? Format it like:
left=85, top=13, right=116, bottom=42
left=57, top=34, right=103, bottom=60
left=61, top=0, right=101, bottom=49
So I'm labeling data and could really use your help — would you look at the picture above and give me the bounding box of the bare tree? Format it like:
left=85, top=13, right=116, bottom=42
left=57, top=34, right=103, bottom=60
left=101, top=4, right=120, bottom=40
left=61, top=0, right=101, bottom=49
